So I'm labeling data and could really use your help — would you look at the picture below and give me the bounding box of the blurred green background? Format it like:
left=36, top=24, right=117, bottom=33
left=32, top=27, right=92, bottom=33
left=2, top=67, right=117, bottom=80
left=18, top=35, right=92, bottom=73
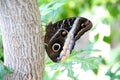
left=1, top=0, right=120, bottom=80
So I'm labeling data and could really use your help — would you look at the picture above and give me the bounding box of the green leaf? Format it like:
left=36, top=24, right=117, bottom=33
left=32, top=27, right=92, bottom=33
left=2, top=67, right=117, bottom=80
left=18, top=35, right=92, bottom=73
left=51, top=70, right=60, bottom=80
left=40, top=0, right=65, bottom=24
left=0, top=35, right=3, bottom=61
left=99, top=55, right=106, bottom=65
left=69, top=49, right=84, bottom=59
left=106, top=63, right=120, bottom=80
left=94, top=33, right=99, bottom=42
left=49, top=63, right=59, bottom=70
left=103, top=36, right=111, bottom=44
left=65, top=62, right=77, bottom=80
left=92, top=68, right=98, bottom=75
left=44, top=70, right=50, bottom=80
left=106, top=2, right=119, bottom=18
left=106, top=67, right=114, bottom=77
left=0, top=61, right=13, bottom=80
left=81, top=57, right=98, bottom=71
left=50, top=1, right=65, bottom=10
left=102, top=18, right=109, bottom=24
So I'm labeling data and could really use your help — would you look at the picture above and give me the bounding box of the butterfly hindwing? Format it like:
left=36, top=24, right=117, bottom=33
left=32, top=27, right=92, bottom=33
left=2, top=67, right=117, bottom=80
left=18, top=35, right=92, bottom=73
left=44, top=17, right=92, bottom=62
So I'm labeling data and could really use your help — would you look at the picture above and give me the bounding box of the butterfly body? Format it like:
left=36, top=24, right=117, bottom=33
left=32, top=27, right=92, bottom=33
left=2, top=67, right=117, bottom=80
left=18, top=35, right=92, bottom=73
left=44, top=17, right=92, bottom=62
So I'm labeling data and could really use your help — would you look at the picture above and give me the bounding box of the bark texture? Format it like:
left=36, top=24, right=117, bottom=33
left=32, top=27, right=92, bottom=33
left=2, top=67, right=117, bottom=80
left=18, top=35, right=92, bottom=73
left=0, top=0, right=44, bottom=80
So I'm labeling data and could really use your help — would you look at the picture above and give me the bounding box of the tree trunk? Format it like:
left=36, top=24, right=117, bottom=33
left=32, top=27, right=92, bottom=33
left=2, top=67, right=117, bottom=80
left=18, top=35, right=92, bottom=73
left=0, top=0, right=45, bottom=80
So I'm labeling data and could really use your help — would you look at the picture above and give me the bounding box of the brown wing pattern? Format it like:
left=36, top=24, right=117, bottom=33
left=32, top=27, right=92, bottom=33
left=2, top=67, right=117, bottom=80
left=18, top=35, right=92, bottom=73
left=44, top=17, right=92, bottom=62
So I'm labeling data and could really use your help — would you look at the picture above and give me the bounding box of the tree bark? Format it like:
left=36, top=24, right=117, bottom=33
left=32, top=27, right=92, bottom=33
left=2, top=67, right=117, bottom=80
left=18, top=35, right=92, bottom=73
left=0, top=0, right=44, bottom=80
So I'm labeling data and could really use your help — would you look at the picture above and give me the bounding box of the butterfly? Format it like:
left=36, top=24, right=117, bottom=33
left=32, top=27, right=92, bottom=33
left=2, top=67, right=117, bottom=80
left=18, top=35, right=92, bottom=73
left=44, top=17, right=92, bottom=62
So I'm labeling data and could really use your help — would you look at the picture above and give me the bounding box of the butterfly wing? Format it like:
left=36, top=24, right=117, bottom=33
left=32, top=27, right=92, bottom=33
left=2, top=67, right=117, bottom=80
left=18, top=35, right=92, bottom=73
left=44, top=17, right=92, bottom=62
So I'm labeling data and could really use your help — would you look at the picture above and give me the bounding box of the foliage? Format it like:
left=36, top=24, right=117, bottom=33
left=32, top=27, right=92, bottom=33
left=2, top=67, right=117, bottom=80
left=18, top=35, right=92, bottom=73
left=106, top=63, right=120, bottom=80
left=44, top=41, right=101, bottom=80
left=40, top=0, right=65, bottom=24
left=0, top=35, right=3, bottom=61
left=0, top=61, right=13, bottom=80
left=38, top=0, right=120, bottom=80
left=0, top=0, right=120, bottom=79
left=44, top=48, right=101, bottom=80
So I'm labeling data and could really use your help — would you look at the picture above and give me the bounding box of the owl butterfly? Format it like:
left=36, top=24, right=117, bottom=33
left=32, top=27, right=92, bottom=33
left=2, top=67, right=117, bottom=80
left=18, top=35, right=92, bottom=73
left=44, top=17, right=92, bottom=62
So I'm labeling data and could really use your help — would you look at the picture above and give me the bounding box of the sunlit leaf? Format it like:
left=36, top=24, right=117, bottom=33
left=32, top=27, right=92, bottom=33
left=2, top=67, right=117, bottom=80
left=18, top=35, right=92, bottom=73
left=102, top=18, right=109, bottom=24
left=40, top=0, right=65, bottom=24
left=103, top=36, right=111, bottom=44
left=44, top=70, right=50, bottom=80
left=65, top=62, right=77, bottom=80
left=51, top=70, right=61, bottom=80
left=80, top=57, right=98, bottom=71
left=94, top=33, right=99, bottom=41
left=106, top=64, right=120, bottom=80
left=106, top=2, right=119, bottom=18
